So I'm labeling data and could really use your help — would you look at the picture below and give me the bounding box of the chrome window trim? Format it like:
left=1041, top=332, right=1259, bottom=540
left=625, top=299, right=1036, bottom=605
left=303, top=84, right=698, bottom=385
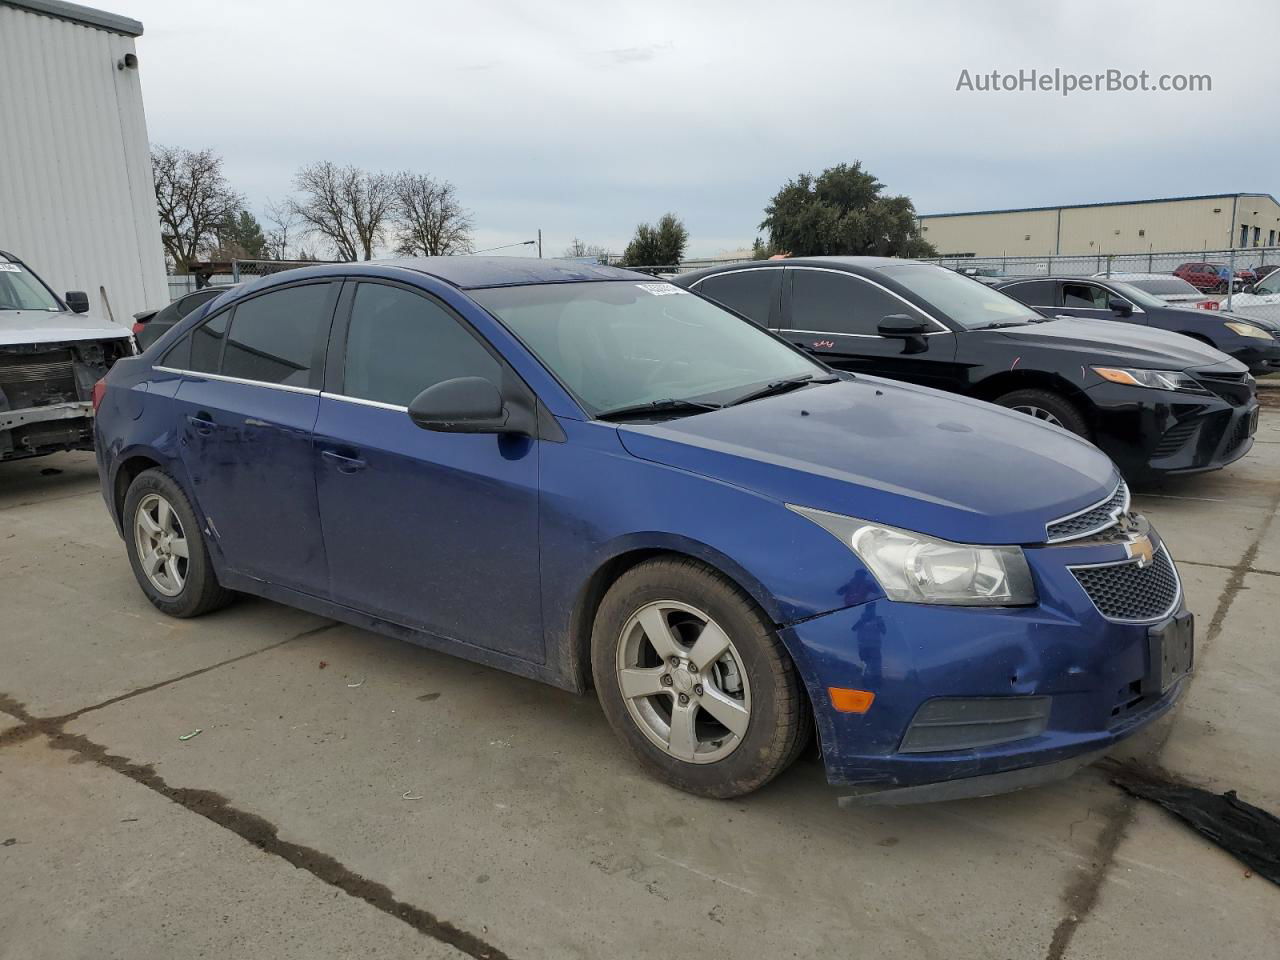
left=1067, top=544, right=1182, bottom=624
left=785, top=265, right=953, bottom=334
left=787, top=328, right=952, bottom=339
left=319, top=391, right=408, bottom=413
left=688, top=266, right=782, bottom=287
left=1045, top=478, right=1130, bottom=543
left=153, top=365, right=320, bottom=396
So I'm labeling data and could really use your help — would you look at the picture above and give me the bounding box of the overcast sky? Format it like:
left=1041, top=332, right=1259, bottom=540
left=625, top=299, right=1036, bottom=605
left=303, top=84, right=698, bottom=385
left=121, top=0, right=1279, bottom=258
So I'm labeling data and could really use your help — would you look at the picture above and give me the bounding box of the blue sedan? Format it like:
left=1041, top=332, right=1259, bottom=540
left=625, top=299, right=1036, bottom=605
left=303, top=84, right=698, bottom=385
left=93, top=258, right=1191, bottom=801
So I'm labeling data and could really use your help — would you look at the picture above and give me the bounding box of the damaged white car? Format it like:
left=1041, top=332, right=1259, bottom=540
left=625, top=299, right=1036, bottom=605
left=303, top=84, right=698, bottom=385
left=0, top=251, right=134, bottom=463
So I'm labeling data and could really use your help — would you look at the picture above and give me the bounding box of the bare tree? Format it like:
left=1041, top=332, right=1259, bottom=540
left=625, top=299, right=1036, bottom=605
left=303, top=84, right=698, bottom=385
left=151, top=145, right=243, bottom=272
left=393, top=172, right=473, bottom=257
left=290, top=162, right=395, bottom=261
left=263, top=197, right=301, bottom=260
left=563, top=237, right=610, bottom=260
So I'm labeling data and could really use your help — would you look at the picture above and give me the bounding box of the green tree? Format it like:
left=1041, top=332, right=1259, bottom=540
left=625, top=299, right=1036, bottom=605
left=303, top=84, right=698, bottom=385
left=759, top=162, right=935, bottom=258
left=220, top=209, right=268, bottom=259
left=621, top=212, right=688, bottom=266
left=751, top=237, right=774, bottom=260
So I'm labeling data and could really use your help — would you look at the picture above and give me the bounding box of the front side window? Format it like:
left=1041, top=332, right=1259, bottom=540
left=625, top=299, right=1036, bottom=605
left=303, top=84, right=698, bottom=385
left=1061, top=283, right=1111, bottom=309
left=0, top=262, right=61, bottom=312
left=221, top=283, right=333, bottom=387
left=695, top=270, right=779, bottom=326
left=875, top=264, right=1040, bottom=329
left=472, top=281, right=821, bottom=415
left=343, top=283, right=502, bottom=406
left=789, top=270, right=923, bottom=336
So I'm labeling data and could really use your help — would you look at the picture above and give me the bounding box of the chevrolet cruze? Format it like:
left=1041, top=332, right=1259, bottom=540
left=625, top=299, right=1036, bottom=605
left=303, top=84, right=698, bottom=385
left=94, top=259, right=1192, bottom=802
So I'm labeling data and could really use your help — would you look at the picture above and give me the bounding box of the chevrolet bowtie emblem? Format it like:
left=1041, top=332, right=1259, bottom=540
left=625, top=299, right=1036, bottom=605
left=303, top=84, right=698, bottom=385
left=1125, top=534, right=1155, bottom=569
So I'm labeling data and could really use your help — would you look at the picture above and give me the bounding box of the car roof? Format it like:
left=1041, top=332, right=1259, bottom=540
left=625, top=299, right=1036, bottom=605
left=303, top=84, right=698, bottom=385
left=676, top=255, right=917, bottom=284
left=379, top=256, right=645, bottom=289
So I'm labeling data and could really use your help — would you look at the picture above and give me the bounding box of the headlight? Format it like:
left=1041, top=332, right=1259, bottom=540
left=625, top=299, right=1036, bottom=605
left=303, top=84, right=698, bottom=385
left=787, top=505, right=1036, bottom=606
left=1224, top=321, right=1274, bottom=340
left=1092, top=367, right=1203, bottom=391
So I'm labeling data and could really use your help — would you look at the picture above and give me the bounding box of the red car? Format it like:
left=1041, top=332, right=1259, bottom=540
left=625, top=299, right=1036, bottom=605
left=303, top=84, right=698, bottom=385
left=1173, top=262, right=1256, bottom=293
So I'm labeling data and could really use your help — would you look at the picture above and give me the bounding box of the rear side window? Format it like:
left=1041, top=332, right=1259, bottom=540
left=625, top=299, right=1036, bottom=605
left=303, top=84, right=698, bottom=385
left=221, top=283, right=334, bottom=387
left=342, top=282, right=501, bottom=406
left=789, top=269, right=924, bottom=336
left=1061, top=283, right=1110, bottom=309
left=188, top=311, right=229, bottom=373
left=1001, top=280, right=1056, bottom=307
left=694, top=270, right=780, bottom=326
left=178, top=287, right=224, bottom=318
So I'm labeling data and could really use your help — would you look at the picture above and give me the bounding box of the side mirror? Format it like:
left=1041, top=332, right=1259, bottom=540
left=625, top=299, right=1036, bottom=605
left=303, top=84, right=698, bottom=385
left=1108, top=297, right=1133, bottom=317
left=1243, top=283, right=1255, bottom=294
left=408, top=377, right=515, bottom=434
left=878, top=314, right=930, bottom=354
left=65, top=291, right=90, bottom=314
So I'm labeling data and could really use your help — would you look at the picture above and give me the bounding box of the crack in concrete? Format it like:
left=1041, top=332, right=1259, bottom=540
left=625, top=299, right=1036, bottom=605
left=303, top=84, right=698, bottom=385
left=1043, top=487, right=1280, bottom=960
left=0, top=621, right=340, bottom=750
left=0, top=679, right=508, bottom=959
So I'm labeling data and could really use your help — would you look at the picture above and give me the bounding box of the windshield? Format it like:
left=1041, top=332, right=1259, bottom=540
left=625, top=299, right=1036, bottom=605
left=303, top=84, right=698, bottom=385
left=472, top=280, right=823, bottom=416
left=0, top=262, right=61, bottom=311
left=876, top=263, right=1041, bottom=329
left=1105, top=281, right=1169, bottom=309
left=1255, top=272, right=1280, bottom=296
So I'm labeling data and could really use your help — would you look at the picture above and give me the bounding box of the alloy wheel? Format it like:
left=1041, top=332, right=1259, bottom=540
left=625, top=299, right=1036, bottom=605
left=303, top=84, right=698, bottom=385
left=1009, top=404, right=1065, bottom=428
left=615, top=600, right=752, bottom=764
left=133, top=492, right=189, bottom=597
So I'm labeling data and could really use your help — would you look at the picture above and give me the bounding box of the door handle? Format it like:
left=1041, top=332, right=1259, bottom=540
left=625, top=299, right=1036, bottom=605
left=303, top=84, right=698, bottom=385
left=322, top=449, right=367, bottom=474
left=186, top=413, right=215, bottom=435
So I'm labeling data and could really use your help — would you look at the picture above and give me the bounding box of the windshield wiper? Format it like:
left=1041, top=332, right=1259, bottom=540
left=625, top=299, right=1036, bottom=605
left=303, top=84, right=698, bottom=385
left=725, top=374, right=837, bottom=408
left=595, top=398, right=723, bottom=421
left=982, top=320, right=1037, bottom=329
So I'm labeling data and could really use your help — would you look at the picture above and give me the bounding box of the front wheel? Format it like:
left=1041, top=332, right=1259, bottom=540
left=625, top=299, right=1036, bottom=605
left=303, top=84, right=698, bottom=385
left=591, top=558, right=810, bottom=798
left=995, top=388, right=1090, bottom=438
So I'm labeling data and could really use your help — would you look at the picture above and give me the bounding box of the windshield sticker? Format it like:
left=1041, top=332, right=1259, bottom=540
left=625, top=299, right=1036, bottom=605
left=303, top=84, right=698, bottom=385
left=0, top=264, right=22, bottom=273
left=635, top=282, right=687, bottom=296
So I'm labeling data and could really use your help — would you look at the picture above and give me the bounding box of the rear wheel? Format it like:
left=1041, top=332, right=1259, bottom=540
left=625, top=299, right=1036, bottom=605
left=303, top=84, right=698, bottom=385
left=591, top=558, right=810, bottom=798
left=123, top=469, right=234, bottom=618
left=995, top=388, right=1089, bottom=438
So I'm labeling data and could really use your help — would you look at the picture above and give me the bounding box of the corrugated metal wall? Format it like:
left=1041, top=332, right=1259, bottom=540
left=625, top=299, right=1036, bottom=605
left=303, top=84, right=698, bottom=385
left=0, top=4, right=167, bottom=324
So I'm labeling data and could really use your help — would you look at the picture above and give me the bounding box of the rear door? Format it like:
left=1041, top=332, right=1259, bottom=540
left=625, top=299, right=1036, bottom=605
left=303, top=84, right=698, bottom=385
left=689, top=268, right=783, bottom=328
left=997, top=279, right=1059, bottom=314
left=779, top=266, right=959, bottom=389
left=167, top=280, right=337, bottom=595
left=312, top=279, right=543, bottom=662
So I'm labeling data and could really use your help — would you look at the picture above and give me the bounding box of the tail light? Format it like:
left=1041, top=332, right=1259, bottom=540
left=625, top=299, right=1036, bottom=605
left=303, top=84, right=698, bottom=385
left=92, top=378, right=107, bottom=413
left=1202, top=300, right=1219, bottom=311
left=132, top=321, right=146, bottom=335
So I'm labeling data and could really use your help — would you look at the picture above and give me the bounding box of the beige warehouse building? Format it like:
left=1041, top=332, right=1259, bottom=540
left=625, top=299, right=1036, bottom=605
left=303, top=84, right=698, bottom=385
left=919, top=193, right=1280, bottom=259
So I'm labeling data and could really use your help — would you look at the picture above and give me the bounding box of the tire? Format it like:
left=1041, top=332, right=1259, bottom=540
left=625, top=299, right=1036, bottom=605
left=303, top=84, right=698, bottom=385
left=995, top=388, right=1090, bottom=439
left=122, top=468, right=234, bottom=618
left=591, top=557, right=811, bottom=798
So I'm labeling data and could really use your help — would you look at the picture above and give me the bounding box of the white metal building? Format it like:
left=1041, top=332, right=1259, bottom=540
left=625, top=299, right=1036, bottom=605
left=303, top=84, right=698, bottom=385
left=0, top=0, right=166, bottom=323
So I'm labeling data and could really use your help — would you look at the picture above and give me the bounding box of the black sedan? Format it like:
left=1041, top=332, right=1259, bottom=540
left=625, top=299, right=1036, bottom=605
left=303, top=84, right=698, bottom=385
left=673, top=257, right=1258, bottom=479
left=132, top=284, right=237, bottom=350
left=996, top=276, right=1280, bottom=375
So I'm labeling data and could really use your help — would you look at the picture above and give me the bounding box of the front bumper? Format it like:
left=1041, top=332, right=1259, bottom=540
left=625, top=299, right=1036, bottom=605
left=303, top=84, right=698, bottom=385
left=1085, top=379, right=1257, bottom=477
left=0, top=400, right=95, bottom=460
left=780, top=528, right=1188, bottom=794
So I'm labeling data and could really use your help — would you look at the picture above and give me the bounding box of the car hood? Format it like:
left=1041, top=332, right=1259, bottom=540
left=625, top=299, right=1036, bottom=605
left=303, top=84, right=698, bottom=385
left=1186, top=306, right=1280, bottom=334
left=0, top=309, right=133, bottom=346
left=616, top=377, right=1118, bottom=545
left=1003, top=316, right=1232, bottom=368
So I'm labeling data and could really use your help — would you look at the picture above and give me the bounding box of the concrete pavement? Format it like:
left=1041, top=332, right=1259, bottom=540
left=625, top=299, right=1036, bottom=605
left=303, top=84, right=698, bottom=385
left=2, top=416, right=1278, bottom=959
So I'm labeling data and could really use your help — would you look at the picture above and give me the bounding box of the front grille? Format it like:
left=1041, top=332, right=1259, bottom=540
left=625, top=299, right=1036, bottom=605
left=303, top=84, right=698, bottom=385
left=1194, top=370, right=1255, bottom=406
left=1226, top=410, right=1255, bottom=452
left=1071, top=546, right=1181, bottom=623
left=899, top=697, right=1051, bottom=753
left=1046, top=479, right=1129, bottom=543
left=1153, top=420, right=1198, bottom=459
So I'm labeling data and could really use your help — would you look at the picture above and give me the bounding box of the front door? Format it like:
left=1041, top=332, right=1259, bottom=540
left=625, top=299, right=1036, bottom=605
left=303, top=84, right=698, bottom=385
left=172, top=280, right=337, bottom=594
left=780, top=267, right=960, bottom=390
left=313, top=280, right=543, bottom=663
left=1058, top=280, right=1144, bottom=325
